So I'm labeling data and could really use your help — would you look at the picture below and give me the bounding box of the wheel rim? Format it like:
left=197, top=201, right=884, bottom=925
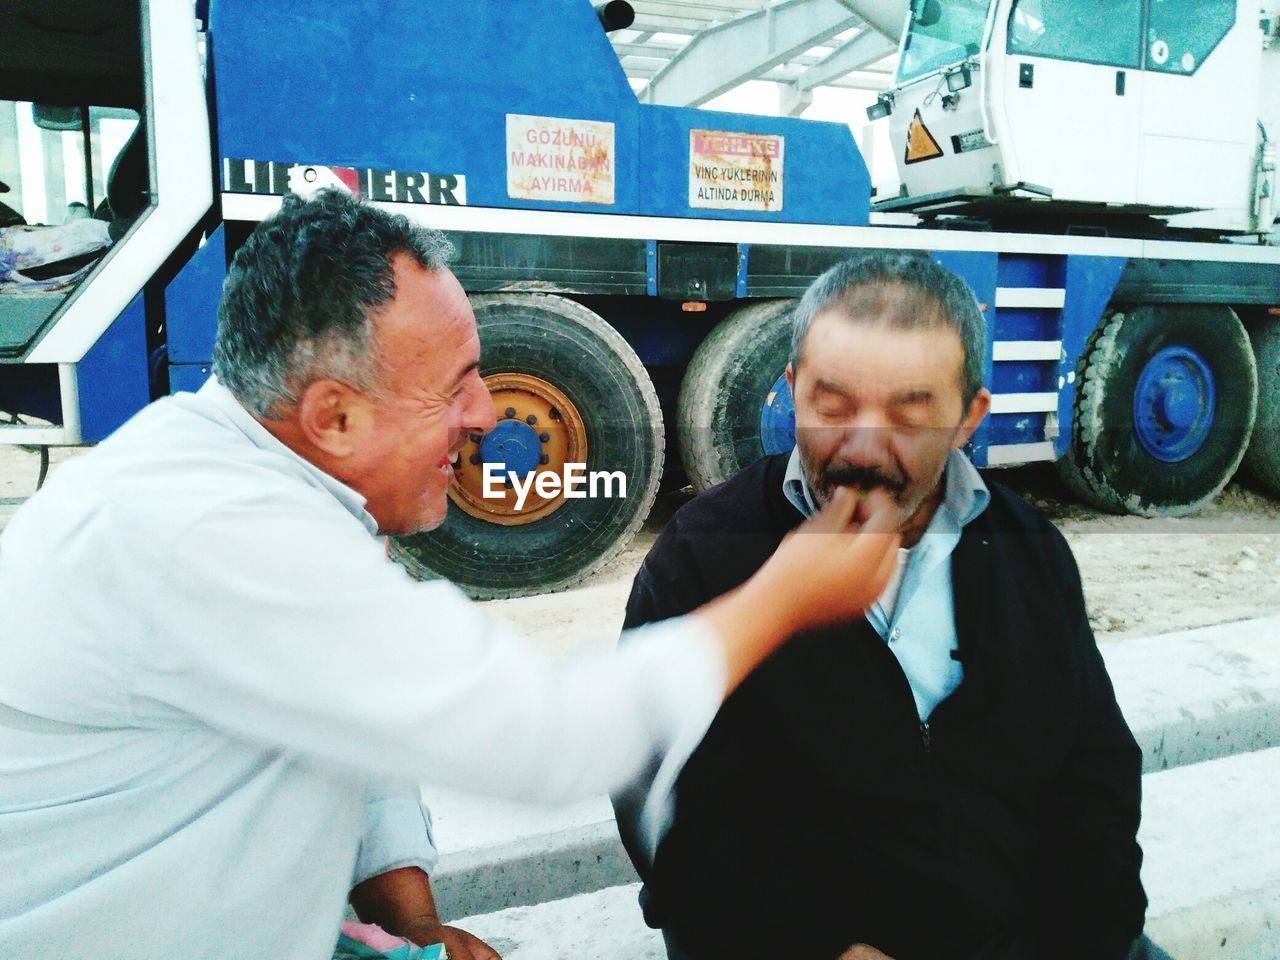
left=450, top=373, right=588, bottom=525
left=1132, top=345, right=1217, bottom=463
left=759, top=371, right=797, bottom=455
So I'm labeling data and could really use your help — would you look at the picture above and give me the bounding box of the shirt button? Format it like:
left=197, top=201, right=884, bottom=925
left=890, top=628, right=902, bottom=643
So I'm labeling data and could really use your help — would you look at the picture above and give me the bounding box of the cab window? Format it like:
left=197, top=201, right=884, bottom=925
left=1008, top=0, right=1144, bottom=68
left=0, top=0, right=146, bottom=359
left=898, top=0, right=993, bottom=83
left=1, top=101, right=139, bottom=295
left=1145, top=0, right=1235, bottom=74
left=1, top=102, right=140, bottom=230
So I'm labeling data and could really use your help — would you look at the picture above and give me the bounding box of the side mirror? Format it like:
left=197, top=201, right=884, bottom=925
left=913, top=0, right=943, bottom=27
left=866, top=93, right=895, bottom=121
left=946, top=64, right=973, bottom=92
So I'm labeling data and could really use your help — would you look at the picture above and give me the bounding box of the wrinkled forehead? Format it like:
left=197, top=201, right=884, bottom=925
left=374, top=260, right=479, bottom=385
left=798, top=301, right=967, bottom=400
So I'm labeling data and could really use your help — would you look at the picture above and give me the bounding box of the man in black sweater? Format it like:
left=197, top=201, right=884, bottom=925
left=614, top=254, right=1160, bottom=960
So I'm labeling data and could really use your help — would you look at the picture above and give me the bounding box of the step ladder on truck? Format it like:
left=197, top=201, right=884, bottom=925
left=1, top=0, right=1278, bottom=598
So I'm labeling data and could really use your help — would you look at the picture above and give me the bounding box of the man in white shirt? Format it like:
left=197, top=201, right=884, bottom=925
left=0, top=189, right=901, bottom=960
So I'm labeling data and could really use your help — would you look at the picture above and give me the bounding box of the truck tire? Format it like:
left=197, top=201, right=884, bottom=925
left=1056, top=305, right=1257, bottom=516
left=678, top=299, right=797, bottom=491
left=1244, top=319, right=1280, bottom=498
left=390, top=293, right=663, bottom=598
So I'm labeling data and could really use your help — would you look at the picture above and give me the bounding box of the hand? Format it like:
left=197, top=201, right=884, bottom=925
left=349, top=868, right=501, bottom=960
left=755, top=485, right=902, bottom=634
left=404, top=920, right=501, bottom=960
left=696, top=485, right=902, bottom=696
left=838, top=944, right=896, bottom=960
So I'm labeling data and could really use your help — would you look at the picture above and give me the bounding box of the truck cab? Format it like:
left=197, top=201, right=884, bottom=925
left=876, top=0, right=1280, bottom=235
left=0, top=0, right=210, bottom=446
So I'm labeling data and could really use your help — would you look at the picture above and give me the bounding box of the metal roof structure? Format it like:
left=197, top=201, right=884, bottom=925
left=609, top=0, right=907, bottom=115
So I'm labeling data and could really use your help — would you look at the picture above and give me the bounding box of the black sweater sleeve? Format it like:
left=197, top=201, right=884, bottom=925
left=1036, top=532, right=1148, bottom=958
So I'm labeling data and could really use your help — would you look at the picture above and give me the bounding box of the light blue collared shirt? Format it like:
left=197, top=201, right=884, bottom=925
left=783, top=448, right=990, bottom=720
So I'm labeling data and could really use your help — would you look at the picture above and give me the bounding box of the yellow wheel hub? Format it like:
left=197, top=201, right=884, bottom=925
left=450, top=373, right=588, bottom=526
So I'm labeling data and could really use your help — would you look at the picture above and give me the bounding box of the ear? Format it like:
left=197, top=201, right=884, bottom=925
left=784, top=362, right=796, bottom=390
left=295, top=379, right=374, bottom=458
left=954, top=387, right=992, bottom=450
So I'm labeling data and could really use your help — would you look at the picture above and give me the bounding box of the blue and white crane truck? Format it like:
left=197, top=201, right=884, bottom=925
left=2, top=0, right=1279, bottom=597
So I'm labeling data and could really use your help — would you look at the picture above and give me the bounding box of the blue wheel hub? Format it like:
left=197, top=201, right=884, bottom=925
left=1132, top=345, right=1216, bottom=463
left=480, top=419, right=542, bottom=480
left=759, top=372, right=797, bottom=455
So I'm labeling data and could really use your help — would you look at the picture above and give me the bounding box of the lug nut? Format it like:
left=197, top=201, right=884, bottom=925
left=469, top=432, right=482, bottom=443
left=539, top=433, right=550, bottom=443
left=504, top=407, right=516, bottom=418
left=539, top=454, right=550, bottom=465
left=526, top=414, right=538, bottom=425
left=469, top=453, right=482, bottom=465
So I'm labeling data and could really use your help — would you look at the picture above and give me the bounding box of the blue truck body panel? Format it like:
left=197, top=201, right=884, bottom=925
left=165, top=225, right=228, bottom=364
left=78, top=293, right=150, bottom=443
left=169, top=363, right=214, bottom=395
left=209, top=0, right=868, bottom=226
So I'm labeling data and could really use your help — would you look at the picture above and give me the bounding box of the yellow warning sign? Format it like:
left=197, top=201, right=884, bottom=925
left=904, top=110, right=944, bottom=165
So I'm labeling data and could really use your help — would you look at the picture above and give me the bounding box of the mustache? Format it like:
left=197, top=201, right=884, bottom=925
left=822, top=463, right=907, bottom=495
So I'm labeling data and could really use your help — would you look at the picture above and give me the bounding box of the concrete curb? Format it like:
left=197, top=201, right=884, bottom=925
left=1106, top=615, right=1280, bottom=772
left=433, top=820, right=638, bottom=921
left=431, top=615, right=1280, bottom=920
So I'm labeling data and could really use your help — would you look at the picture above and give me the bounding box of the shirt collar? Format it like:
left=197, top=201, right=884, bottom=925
left=782, top=447, right=819, bottom=517
left=197, top=376, right=379, bottom=535
left=782, top=446, right=990, bottom=528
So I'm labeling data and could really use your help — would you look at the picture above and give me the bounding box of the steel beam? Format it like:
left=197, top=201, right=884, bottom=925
left=780, top=85, right=814, bottom=117
left=833, top=0, right=910, bottom=39
left=639, top=0, right=859, bottom=107
left=633, top=0, right=770, bottom=18
left=792, top=26, right=898, bottom=92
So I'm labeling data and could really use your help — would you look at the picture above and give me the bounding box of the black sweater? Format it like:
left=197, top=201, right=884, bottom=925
left=616, top=454, right=1146, bottom=960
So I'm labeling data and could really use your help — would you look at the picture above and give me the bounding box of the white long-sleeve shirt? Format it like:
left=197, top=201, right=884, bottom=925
left=0, top=378, right=724, bottom=960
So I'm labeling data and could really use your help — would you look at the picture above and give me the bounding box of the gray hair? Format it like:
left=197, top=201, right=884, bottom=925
left=213, top=189, right=455, bottom=418
left=790, top=252, right=987, bottom=406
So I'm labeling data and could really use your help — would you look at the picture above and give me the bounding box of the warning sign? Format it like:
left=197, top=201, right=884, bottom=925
left=904, top=110, right=944, bottom=165
left=506, top=114, right=615, bottom=205
left=689, top=130, right=784, bottom=212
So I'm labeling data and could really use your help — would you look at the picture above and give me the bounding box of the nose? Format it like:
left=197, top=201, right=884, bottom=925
left=834, top=410, right=893, bottom=466
left=470, top=377, right=498, bottom=434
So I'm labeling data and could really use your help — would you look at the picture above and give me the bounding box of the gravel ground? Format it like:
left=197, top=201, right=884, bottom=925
left=5, top=444, right=1280, bottom=646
